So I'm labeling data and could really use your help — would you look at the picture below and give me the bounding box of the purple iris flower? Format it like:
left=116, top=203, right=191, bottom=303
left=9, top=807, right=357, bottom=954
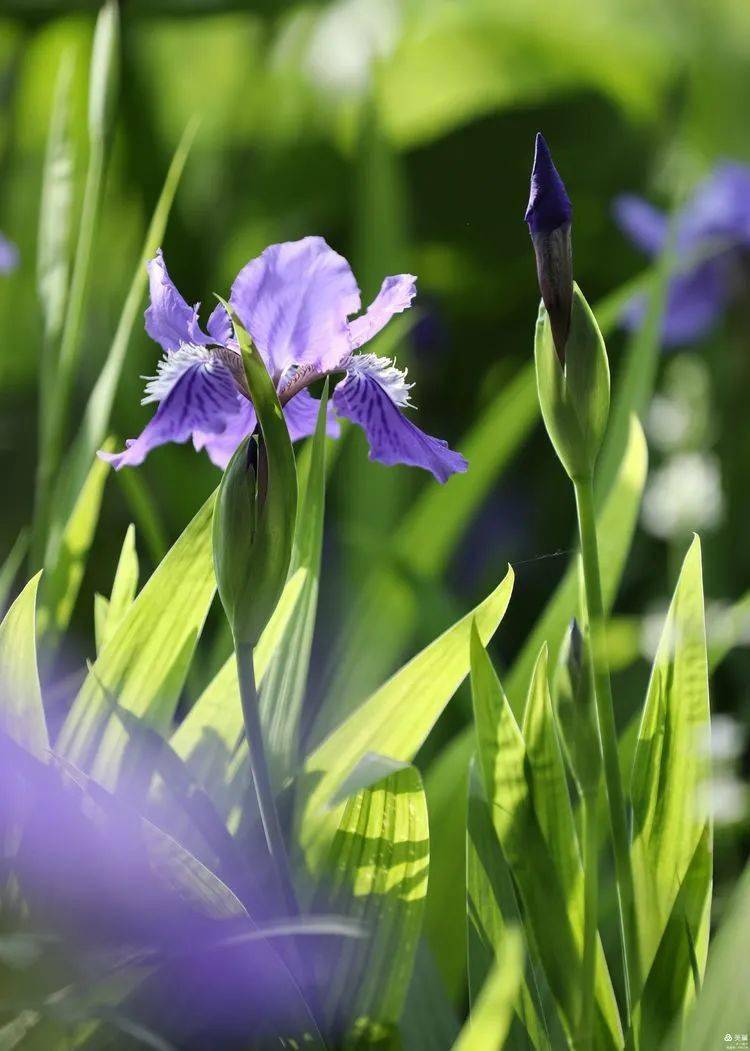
left=615, top=163, right=750, bottom=346
left=0, top=231, right=19, bottom=273
left=102, top=237, right=467, bottom=483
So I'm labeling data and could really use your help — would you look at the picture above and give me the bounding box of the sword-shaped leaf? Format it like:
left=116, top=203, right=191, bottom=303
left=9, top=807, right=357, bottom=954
left=56, top=493, right=216, bottom=787
left=0, top=574, right=47, bottom=758
left=466, top=759, right=551, bottom=1051
left=470, top=628, right=622, bottom=1049
left=452, top=927, right=525, bottom=1051
left=94, top=524, right=139, bottom=654
left=297, top=567, right=514, bottom=869
left=311, top=765, right=429, bottom=1045
left=630, top=536, right=711, bottom=1002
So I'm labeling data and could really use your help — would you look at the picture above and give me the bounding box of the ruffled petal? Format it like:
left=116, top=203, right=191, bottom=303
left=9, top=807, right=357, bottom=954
left=193, top=399, right=257, bottom=469
left=283, top=388, right=341, bottom=443
left=145, top=250, right=208, bottom=353
left=333, top=368, right=467, bottom=483
left=100, top=351, right=241, bottom=469
left=207, top=301, right=233, bottom=345
left=613, top=196, right=668, bottom=256
left=228, top=236, right=361, bottom=376
left=348, top=274, right=417, bottom=350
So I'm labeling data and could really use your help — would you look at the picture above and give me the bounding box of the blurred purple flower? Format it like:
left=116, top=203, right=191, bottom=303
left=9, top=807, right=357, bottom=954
left=0, top=232, right=19, bottom=273
left=0, top=730, right=357, bottom=1046
left=102, top=238, right=467, bottom=483
left=615, top=163, right=750, bottom=346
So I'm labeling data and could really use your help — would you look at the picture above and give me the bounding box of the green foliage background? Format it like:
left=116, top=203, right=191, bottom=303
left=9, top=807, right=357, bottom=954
left=0, top=0, right=749, bottom=1042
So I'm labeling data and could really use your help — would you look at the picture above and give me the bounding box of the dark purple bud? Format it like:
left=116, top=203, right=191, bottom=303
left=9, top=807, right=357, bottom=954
left=525, top=133, right=573, bottom=364
left=525, top=133, right=572, bottom=235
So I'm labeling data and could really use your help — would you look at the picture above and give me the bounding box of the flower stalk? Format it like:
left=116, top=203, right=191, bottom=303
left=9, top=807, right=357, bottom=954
left=574, top=475, right=640, bottom=1024
left=579, top=784, right=599, bottom=1051
left=527, top=133, right=641, bottom=1034
left=235, top=640, right=299, bottom=917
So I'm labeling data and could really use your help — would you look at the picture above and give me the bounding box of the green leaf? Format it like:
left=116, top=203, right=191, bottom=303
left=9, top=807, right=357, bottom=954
left=38, top=439, right=113, bottom=642
left=676, top=860, right=750, bottom=1051
left=297, top=567, right=514, bottom=869
left=56, top=492, right=216, bottom=788
left=36, top=50, right=75, bottom=353
left=534, top=286, right=610, bottom=482
left=310, top=765, right=429, bottom=1045
left=452, top=927, right=525, bottom=1051
left=260, top=383, right=330, bottom=791
left=469, top=629, right=622, bottom=1049
left=48, top=119, right=198, bottom=563
left=94, top=524, right=139, bottom=654
left=315, top=363, right=537, bottom=741
left=0, top=530, right=29, bottom=616
left=0, top=574, right=48, bottom=758
left=169, top=567, right=307, bottom=820
left=637, top=826, right=712, bottom=1049
left=521, top=646, right=582, bottom=910
left=377, top=2, right=666, bottom=147
left=87, top=0, right=120, bottom=145
left=400, top=940, right=461, bottom=1050
left=630, top=535, right=711, bottom=994
left=466, top=760, right=550, bottom=1051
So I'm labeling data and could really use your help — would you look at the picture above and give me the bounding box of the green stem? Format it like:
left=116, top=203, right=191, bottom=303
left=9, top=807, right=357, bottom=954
left=32, top=136, right=107, bottom=569
left=573, top=475, right=641, bottom=1025
left=579, top=787, right=599, bottom=1050
left=235, top=640, right=299, bottom=919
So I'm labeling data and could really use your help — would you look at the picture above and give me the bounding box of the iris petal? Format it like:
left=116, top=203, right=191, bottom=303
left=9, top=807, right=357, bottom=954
left=193, top=399, right=257, bottom=469
left=333, top=368, right=467, bottom=484
left=613, top=196, right=668, bottom=255
left=101, top=356, right=242, bottom=469
left=145, top=250, right=208, bottom=353
left=228, top=236, right=360, bottom=377
left=283, top=388, right=341, bottom=443
left=348, top=274, right=417, bottom=350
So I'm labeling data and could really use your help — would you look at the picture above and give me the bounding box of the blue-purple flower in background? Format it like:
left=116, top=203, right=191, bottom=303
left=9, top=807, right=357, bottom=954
left=615, top=163, right=750, bottom=346
left=102, top=237, right=467, bottom=483
left=0, top=232, right=19, bottom=273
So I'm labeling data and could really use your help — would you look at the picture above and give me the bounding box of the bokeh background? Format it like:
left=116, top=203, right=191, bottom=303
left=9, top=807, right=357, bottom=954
left=1, top=0, right=750, bottom=999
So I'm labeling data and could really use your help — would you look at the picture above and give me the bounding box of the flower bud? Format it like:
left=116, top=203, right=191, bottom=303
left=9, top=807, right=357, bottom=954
left=525, top=133, right=573, bottom=365
left=213, top=435, right=260, bottom=643
left=212, top=301, right=297, bottom=646
left=534, top=282, right=610, bottom=481
left=554, top=619, right=601, bottom=794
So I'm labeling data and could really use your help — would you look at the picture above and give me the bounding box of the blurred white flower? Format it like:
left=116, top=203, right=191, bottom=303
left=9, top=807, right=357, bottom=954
left=642, top=452, right=724, bottom=540
left=709, top=713, right=746, bottom=763
left=703, top=773, right=748, bottom=826
left=646, top=393, right=692, bottom=451
left=304, top=0, right=402, bottom=95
